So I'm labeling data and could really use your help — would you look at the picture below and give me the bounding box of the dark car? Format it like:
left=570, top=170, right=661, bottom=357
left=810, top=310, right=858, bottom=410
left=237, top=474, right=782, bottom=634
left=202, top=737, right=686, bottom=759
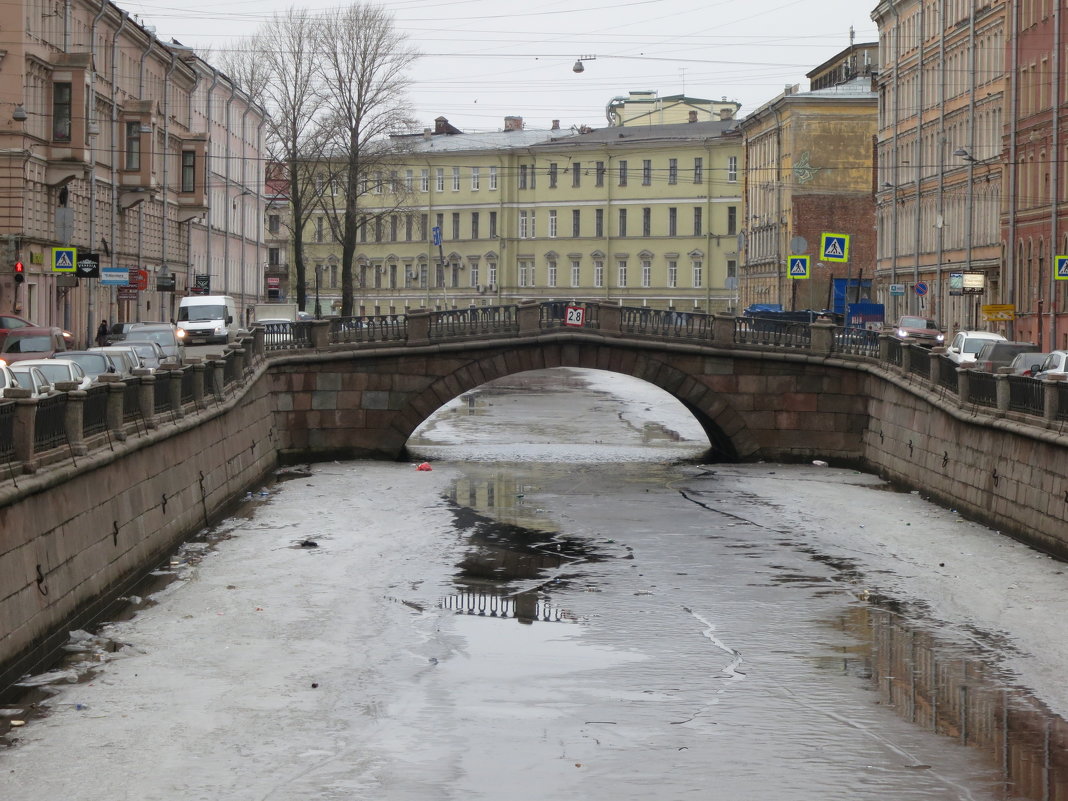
left=60, top=350, right=119, bottom=381
left=105, top=322, right=138, bottom=345
left=891, top=316, right=945, bottom=346
left=0, top=326, right=68, bottom=363
left=973, top=341, right=1040, bottom=373
left=125, top=323, right=186, bottom=365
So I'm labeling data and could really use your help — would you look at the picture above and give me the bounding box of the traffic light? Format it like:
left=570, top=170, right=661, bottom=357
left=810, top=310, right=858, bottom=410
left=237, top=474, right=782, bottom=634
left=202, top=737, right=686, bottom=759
left=13, top=261, right=24, bottom=283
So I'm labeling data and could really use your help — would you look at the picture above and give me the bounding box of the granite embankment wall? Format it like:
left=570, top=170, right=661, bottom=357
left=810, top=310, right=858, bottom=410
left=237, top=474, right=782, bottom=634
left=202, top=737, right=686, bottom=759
left=0, top=364, right=276, bottom=691
left=862, top=367, right=1068, bottom=560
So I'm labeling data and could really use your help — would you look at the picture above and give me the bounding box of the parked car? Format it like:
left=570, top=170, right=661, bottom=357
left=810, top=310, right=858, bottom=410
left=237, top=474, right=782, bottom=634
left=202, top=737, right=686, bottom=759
left=1033, top=350, right=1068, bottom=380
left=7, top=364, right=54, bottom=397
left=944, top=330, right=1006, bottom=366
left=18, top=358, right=92, bottom=390
left=60, top=350, right=119, bottom=381
left=1007, top=351, right=1050, bottom=377
left=891, top=315, right=944, bottom=346
left=125, top=322, right=185, bottom=365
left=0, top=363, right=21, bottom=393
left=0, top=326, right=69, bottom=363
left=88, top=346, right=143, bottom=376
left=126, top=341, right=168, bottom=370
left=105, top=321, right=139, bottom=345
left=972, top=340, right=1039, bottom=373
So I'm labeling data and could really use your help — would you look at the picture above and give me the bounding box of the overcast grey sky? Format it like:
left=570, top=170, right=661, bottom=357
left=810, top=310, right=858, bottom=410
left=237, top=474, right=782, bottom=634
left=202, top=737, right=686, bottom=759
left=127, top=0, right=879, bottom=131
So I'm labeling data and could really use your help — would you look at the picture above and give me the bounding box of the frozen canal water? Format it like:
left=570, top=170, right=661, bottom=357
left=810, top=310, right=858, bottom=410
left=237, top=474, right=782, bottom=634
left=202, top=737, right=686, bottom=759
left=2, top=368, right=1068, bottom=800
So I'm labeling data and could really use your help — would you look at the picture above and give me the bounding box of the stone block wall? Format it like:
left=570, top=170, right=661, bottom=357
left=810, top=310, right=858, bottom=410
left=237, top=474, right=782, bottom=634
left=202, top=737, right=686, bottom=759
left=0, top=370, right=276, bottom=690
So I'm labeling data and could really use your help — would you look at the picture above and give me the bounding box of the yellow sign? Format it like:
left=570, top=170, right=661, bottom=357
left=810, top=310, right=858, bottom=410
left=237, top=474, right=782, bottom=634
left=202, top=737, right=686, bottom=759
left=52, top=246, right=77, bottom=272
left=981, top=304, right=1015, bottom=322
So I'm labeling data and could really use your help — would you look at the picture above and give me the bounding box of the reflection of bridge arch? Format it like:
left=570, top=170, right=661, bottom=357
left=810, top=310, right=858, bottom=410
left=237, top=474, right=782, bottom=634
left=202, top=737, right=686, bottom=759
left=399, top=343, right=755, bottom=460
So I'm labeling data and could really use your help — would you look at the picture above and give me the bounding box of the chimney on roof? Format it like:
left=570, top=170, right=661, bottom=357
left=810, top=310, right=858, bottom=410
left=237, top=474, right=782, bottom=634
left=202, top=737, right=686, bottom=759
left=719, top=108, right=734, bottom=121
left=434, top=116, right=448, bottom=134
left=423, top=128, right=432, bottom=140
left=688, top=110, right=698, bottom=123
left=551, top=119, right=560, bottom=130
left=504, top=116, right=523, bottom=131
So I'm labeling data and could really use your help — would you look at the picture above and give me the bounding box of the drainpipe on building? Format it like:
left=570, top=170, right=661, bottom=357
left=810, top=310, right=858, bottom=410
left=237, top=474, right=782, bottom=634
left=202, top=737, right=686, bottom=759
left=604, top=148, right=613, bottom=302
left=109, top=13, right=128, bottom=323
left=223, top=84, right=236, bottom=296
left=963, top=4, right=978, bottom=328
left=1050, top=1, right=1061, bottom=351
left=239, top=103, right=252, bottom=310
left=161, top=51, right=177, bottom=318
left=137, top=33, right=156, bottom=322
left=1007, top=0, right=1019, bottom=342
left=914, top=1, right=926, bottom=321
left=204, top=68, right=220, bottom=298
left=254, top=117, right=266, bottom=306
left=935, top=3, right=947, bottom=325
left=773, top=108, right=784, bottom=310
left=85, top=0, right=108, bottom=347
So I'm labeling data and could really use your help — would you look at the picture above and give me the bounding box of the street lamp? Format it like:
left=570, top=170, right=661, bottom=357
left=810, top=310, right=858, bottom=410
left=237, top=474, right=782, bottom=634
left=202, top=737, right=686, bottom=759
left=313, top=263, right=323, bottom=319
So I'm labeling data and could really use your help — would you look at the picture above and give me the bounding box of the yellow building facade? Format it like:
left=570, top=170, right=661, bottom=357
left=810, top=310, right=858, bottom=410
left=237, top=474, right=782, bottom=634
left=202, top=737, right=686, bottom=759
left=293, top=116, right=743, bottom=316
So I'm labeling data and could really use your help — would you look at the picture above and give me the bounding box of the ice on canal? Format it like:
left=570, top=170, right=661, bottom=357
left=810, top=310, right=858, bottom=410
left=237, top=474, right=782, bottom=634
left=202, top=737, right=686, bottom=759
left=2, top=367, right=1068, bottom=800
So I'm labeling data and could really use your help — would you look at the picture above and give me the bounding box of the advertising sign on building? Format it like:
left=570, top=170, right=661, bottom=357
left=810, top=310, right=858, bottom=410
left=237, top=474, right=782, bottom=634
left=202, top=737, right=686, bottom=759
left=192, top=274, right=211, bottom=295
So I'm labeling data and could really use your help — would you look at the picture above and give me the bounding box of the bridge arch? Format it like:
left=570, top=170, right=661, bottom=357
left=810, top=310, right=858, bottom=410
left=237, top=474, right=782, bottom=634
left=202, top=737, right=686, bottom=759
left=394, top=342, right=759, bottom=461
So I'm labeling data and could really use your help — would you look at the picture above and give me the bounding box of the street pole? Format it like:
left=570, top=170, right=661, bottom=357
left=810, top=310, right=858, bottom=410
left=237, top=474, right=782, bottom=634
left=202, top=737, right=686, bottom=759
left=314, top=265, right=321, bottom=319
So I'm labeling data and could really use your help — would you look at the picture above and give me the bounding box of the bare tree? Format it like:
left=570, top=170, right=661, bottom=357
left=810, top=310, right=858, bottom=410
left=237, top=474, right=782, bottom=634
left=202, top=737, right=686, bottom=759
left=222, top=8, right=329, bottom=313
left=312, top=2, right=419, bottom=317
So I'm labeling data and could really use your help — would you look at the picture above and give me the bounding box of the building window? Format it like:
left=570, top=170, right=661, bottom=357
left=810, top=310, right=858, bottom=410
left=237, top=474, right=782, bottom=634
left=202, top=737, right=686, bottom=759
left=435, top=214, right=444, bottom=243
left=548, top=210, right=557, bottom=238
left=668, top=158, right=678, bottom=184
left=435, top=263, right=445, bottom=288
left=405, top=169, right=414, bottom=191
left=519, top=165, right=528, bottom=189
left=452, top=212, right=460, bottom=240
left=488, top=262, right=497, bottom=287
left=618, top=160, right=628, bottom=186
left=53, top=82, right=72, bottom=142
left=268, top=247, right=280, bottom=266
left=596, top=161, right=605, bottom=186
left=181, top=151, right=196, bottom=192
left=420, top=214, right=428, bottom=240
left=471, top=167, right=480, bottom=190
left=268, top=214, right=280, bottom=234
left=125, top=121, right=141, bottom=170
left=727, top=206, right=737, bottom=235
left=359, top=216, right=368, bottom=243
left=572, top=162, right=581, bottom=187
left=642, top=159, right=652, bottom=186
left=489, top=211, right=497, bottom=238
left=617, top=260, right=628, bottom=287
left=420, top=169, right=429, bottom=192
left=641, top=259, right=651, bottom=288
left=405, top=215, right=414, bottom=241
left=390, top=214, right=398, bottom=241
left=547, top=260, right=557, bottom=287
left=374, top=172, right=383, bottom=194
left=489, top=166, right=498, bottom=190
left=667, top=260, right=678, bottom=288
left=618, top=208, right=627, bottom=237
left=595, top=209, right=604, bottom=237
left=572, top=209, right=580, bottom=237
left=694, top=157, right=703, bottom=183
left=315, top=217, right=324, bottom=243
left=519, top=260, right=533, bottom=287
left=693, top=207, right=703, bottom=236
left=435, top=168, right=445, bottom=192
left=471, top=212, right=480, bottom=239
left=470, top=262, right=480, bottom=287
left=594, top=260, right=604, bottom=288
left=728, top=156, right=738, bottom=182
left=452, top=167, right=461, bottom=191
left=668, top=207, right=677, bottom=237
left=692, top=260, right=703, bottom=287
left=570, top=260, right=580, bottom=287
left=642, top=207, right=651, bottom=237
left=519, top=210, right=528, bottom=239
left=549, top=163, right=558, bottom=188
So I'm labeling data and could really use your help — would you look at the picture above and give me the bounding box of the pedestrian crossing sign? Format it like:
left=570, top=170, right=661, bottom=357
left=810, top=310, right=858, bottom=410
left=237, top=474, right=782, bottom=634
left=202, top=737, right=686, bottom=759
left=820, top=233, right=850, bottom=263
left=787, top=255, right=810, bottom=279
left=52, top=246, right=77, bottom=272
left=1056, top=255, right=1068, bottom=280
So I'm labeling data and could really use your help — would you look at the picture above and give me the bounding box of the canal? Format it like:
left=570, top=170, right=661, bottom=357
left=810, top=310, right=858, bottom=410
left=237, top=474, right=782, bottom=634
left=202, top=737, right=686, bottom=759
left=1, top=367, right=1067, bottom=799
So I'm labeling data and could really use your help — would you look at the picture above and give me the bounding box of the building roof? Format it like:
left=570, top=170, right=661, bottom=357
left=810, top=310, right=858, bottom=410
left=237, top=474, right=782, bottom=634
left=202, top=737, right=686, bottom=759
left=532, top=119, right=738, bottom=150
left=391, top=128, right=572, bottom=153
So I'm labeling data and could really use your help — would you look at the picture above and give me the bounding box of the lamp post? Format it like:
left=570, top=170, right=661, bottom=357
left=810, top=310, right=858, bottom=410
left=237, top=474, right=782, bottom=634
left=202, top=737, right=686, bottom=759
left=313, top=262, right=322, bottom=319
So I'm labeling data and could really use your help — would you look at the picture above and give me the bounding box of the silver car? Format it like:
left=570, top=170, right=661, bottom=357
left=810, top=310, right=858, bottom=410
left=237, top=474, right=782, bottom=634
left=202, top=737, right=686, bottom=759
left=7, top=364, right=54, bottom=397
left=17, top=359, right=92, bottom=390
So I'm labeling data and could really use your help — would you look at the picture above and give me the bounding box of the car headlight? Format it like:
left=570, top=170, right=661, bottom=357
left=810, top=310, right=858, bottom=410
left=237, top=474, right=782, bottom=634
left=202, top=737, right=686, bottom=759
left=175, top=329, right=186, bottom=339
left=897, top=329, right=908, bottom=337
left=936, top=333, right=944, bottom=341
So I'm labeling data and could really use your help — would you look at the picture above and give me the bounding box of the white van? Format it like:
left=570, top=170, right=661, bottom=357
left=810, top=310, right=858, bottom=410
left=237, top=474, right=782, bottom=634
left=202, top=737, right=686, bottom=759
left=177, top=295, right=238, bottom=345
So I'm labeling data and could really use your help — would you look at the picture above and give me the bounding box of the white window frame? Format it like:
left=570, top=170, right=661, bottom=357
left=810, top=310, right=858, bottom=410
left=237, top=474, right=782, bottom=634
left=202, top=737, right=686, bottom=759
left=420, top=169, right=429, bottom=192
left=548, top=210, right=557, bottom=238
left=641, top=259, right=651, bottom=288
left=692, top=260, right=703, bottom=287
left=452, top=166, right=461, bottom=191
left=435, top=168, right=445, bottom=192
left=518, top=211, right=528, bottom=239
left=471, top=167, right=480, bottom=190
left=570, top=260, right=580, bottom=287
left=728, top=156, right=738, bottom=182
left=594, top=260, right=604, bottom=288
left=617, top=260, right=628, bottom=288
left=667, top=260, right=678, bottom=288
left=489, top=166, right=498, bottom=190
left=405, top=169, right=414, bottom=191
left=547, top=260, right=557, bottom=287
